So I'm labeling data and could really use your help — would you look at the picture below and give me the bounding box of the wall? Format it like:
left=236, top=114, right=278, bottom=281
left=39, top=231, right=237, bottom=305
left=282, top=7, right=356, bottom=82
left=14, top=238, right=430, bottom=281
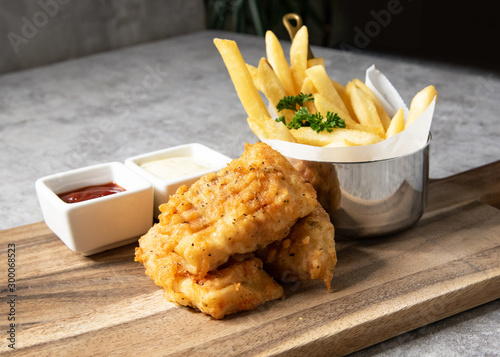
left=0, top=0, right=205, bottom=74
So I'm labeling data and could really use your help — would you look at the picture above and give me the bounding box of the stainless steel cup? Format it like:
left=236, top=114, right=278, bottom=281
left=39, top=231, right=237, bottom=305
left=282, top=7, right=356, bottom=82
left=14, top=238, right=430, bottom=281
left=284, top=137, right=431, bottom=238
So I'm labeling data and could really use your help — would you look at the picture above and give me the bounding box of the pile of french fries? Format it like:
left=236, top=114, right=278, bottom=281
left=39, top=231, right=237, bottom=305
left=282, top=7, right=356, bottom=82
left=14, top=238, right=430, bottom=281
left=214, top=26, right=437, bottom=147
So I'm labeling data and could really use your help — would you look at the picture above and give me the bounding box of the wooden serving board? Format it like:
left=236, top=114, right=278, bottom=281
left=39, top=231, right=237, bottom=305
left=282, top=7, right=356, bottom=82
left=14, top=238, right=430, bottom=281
left=1, top=161, right=500, bottom=356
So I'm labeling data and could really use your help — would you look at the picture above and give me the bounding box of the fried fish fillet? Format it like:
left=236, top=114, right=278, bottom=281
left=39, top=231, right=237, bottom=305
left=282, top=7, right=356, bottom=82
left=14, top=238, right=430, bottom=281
left=145, top=142, right=317, bottom=278
left=171, top=257, right=284, bottom=319
left=257, top=203, right=337, bottom=291
left=287, top=158, right=342, bottom=220
left=135, top=224, right=284, bottom=319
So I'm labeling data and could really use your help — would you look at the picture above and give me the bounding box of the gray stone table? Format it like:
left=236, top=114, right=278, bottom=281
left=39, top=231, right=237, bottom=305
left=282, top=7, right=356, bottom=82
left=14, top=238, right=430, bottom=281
left=0, top=30, right=499, bottom=356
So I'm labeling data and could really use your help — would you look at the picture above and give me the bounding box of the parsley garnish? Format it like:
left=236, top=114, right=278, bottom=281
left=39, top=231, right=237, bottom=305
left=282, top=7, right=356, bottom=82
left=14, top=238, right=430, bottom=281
left=276, top=93, right=314, bottom=111
left=275, top=95, right=346, bottom=133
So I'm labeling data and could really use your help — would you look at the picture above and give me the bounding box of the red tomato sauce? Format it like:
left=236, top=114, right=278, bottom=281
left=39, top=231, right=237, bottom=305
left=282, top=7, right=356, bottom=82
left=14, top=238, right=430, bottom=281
left=58, top=182, right=126, bottom=203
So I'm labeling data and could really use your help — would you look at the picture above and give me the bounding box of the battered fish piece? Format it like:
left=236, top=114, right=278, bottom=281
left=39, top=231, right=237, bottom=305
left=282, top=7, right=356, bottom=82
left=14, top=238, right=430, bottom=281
left=135, top=225, right=284, bottom=320
left=172, top=257, right=284, bottom=319
left=147, top=142, right=317, bottom=278
left=287, top=158, right=341, bottom=220
left=257, top=203, right=337, bottom=291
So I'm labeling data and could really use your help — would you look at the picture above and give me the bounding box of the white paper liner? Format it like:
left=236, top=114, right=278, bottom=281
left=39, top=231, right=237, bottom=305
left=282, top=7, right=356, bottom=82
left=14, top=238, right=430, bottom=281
left=261, top=65, right=435, bottom=163
left=365, top=64, right=408, bottom=118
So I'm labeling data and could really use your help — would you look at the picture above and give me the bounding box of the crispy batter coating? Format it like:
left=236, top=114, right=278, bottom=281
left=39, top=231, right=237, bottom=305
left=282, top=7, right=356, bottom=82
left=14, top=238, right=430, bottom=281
left=170, top=257, right=284, bottom=319
left=257, top=203, right=337, bottom=291
left=134, top=143, right=336, bottom=319
left=287, top=158, right=341, bottom=220
left=148, top=142, right=317, bottom=278
left=135, top=224, right=284, bottom=319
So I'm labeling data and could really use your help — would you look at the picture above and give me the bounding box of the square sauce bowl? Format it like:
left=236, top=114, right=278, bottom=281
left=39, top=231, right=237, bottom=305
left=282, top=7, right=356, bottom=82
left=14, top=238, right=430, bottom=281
left=125, top=143, right=232, bottom=217
left=35, top=162, right=154, bottom=255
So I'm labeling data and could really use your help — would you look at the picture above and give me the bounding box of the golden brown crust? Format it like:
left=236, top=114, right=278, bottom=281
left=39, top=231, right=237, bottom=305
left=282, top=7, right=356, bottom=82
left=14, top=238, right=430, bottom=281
left=144, top=142, right=317, bottom=278
left=257, top=203, right=337, bottom=291
left=134, top=143, right=336, bottom=319
left=166, top=257, right=284, bottom=320
left=135, top=225, right=284, bottom=320
left=287, top=158, right=341, bottom=220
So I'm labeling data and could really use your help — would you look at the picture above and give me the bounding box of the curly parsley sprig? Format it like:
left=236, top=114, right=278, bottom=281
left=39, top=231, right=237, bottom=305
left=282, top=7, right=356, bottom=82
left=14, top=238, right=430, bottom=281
left=275, top=94, right=346, bottom=133
left=276, top=93, right=314, bottom=111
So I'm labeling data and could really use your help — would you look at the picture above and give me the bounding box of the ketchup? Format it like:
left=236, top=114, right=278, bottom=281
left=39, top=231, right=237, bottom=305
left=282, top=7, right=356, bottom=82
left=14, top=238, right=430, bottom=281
left=58, top=182, right=126, bottom=204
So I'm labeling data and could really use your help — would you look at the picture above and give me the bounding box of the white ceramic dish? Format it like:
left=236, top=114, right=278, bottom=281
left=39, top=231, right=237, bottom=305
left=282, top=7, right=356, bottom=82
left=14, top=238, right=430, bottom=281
left=35, top=162, right=154, bottom=256
left=125, top=143, right=232, bottom=217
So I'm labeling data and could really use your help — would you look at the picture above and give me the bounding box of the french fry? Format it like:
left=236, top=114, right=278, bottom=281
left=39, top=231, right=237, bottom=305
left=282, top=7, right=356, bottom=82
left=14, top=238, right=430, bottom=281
left=338, top=129, right=383, bottom=146
left=290, top=26, right=309, bottom=93
left=290, top=127, right=344, bottom=147
left=346, top=82, right=385, bottom=136
left=342, top=139, right=360, bottom=147
left=307, top=57, right=325, bottom=68
left=314, top=93, right=381, bottom=136
left=385, top=108, right=404, bottom=139
left=323, top=139, right=350, bottom=147
left=313, top=93, right=357, bottom=128
left=246, top=64, right=260, bottom=91
left=247, top=116, right=297, bottom=143
left=214, top=39, right=270, bottom=121
left=405, top=85, right=438, bottom=127
left=257, top=58, right=286, bottom=109
left=331, top=80, right=346, bottom=95
left=338, top=137, right=380, bottom=147
left=299, top=76, right=316, bottom=94
left=331, top=79, right=357, bottom=121
left=352, top=79, right=391, bottom=131
left=265, top=31, right=296, bottom=96
left=305, top=65, right=351, bottom=118
left=299, top=77, right=318, bottom=114
left=246, top=117, right=267, bottom=139
left=216, top=30, right=436, bottom=150
left=291, top=127, right=382, bottom=147
left=257, top=58, right=295, bottom=123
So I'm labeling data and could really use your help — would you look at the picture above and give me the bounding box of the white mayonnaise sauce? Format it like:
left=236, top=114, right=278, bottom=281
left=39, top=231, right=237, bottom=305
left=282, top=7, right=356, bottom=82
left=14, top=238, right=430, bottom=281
left=140, top=156, right=211, bottom=180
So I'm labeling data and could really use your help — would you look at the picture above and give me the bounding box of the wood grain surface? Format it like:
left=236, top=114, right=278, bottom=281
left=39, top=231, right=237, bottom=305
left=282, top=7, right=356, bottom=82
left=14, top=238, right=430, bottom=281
left=1, top=161, right=499, bottom=356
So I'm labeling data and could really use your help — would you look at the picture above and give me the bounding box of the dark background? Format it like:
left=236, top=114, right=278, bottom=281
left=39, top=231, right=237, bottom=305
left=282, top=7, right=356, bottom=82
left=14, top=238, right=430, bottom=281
left=204, top=0, right=500, bottom=73
left=1, top=1, right=497, bottom=74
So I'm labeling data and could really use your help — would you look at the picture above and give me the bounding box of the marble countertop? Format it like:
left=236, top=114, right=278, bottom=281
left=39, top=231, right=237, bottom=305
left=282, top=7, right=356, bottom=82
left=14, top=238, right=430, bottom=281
left=0, top=30, right=499, bottom=356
